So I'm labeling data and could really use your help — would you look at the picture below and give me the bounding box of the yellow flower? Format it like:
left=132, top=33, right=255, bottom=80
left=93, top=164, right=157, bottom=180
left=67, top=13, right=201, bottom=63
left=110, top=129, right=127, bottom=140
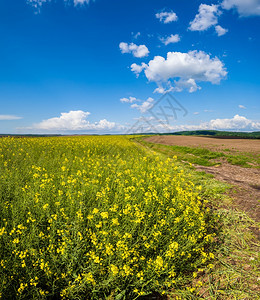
left=18, top=282, right=28, bottom=294
left=43, top=203, right=49, bottom=210
left=93, top=208, right=99, bottom=214
left=77, top=232, right=83, bottom=240
left=112, top=218, right=119, bottom=225
left=100, top=212, right=108, bottom=219
left=110, top=264, right=119, bottom=275
left=0, top=227, right=6, bottom=236
left=123, top=265, right=132, bottom=276
left=83, top=272, right=96, bottom=285
left=154, top=256, right=164, bottom=269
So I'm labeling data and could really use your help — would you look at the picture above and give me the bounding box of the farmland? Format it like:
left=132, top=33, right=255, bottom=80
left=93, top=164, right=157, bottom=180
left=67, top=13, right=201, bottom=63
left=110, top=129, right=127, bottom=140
left=145, top=135, right=260, bottom=155
left=0, top=135, right=259, bottom=299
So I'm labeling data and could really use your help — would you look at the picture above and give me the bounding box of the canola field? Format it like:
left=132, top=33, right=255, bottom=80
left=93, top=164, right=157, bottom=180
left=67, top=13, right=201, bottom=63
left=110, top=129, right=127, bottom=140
left=0, top=136, right=217, bottom=299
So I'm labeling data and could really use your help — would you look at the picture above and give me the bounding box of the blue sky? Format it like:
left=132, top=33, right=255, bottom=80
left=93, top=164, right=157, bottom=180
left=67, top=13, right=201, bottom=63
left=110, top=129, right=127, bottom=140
left=0, top=0, right=259, bottom=134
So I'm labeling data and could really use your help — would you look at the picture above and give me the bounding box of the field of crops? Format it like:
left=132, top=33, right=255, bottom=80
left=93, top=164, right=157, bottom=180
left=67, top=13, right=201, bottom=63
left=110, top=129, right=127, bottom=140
left=0, top=136, right=218, bottom=299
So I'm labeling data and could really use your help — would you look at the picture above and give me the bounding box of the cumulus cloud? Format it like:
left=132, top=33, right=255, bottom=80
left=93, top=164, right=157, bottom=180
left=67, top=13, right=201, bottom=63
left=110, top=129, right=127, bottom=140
left=120, top=97, right=138, bottom=103
left=131, top=98, right=154, bottom=114
left=31, top=110, right=119, bottom=131
left=155, top=115, right=260, bottom=132
left=0, top=115, right=22, bottom=120
left=159, top=34, right=181, bottom=45
left=189, top=4, right=221, bottom=31
left=215, top=25, right=228, bottom=36
left=222, top=0, right=260, bottom=16
left=131, top=50, right=227, bottom=93
left=206, top=114, right=260, bottom=130
left=239, top=104, right=246, bottom=109
left=174, top=78, right=202, bottom=93
left=131, top=63, right=146, bottom=77
left=156, top=11, right=178, bottom=23
left=119, top=42, right=149, bottom=58
left=153, top=86, right=176, bottom=94
left=153, top=87, right=167, bottom=94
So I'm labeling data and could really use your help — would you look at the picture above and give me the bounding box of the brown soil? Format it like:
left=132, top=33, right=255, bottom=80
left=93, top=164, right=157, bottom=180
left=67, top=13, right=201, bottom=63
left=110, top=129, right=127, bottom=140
left=146, top=135, right=260, bottom=153
left=196, top=162, right=260, bottom=224
left=145, top=136, right=260, bottom=226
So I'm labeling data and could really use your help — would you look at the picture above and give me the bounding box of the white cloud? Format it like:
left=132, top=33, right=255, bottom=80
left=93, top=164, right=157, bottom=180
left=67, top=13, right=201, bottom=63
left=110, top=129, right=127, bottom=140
left=189, top=4, right=221, bottom=31
left=132, top=32, right=141, bottom=39
left=193, top=112, right=200, bottom=115
left=156, top=11, right=178, bottom=24
left=0, top=115, right=22, bottom=120
left=174, top=78, right=201, bottom=93
left=159, top=34, right=181, bottom=45
left=215, top=25, right=228, bottom=36
left=206, top=114, right=260, bottom=130
left=73, top=0, right=91, bottom=5
left=153, top=86, right=172, bottom=94
left=239, top=104, right=246, bottom=109
left=131, top=50, right=227, bottom=93
left=120, top=97, right=138, bottom=103
left=119, top=42, right=149, bottom=58
left=155, top=115, right=260, bottom=132
left=131, top=97, right=154, bottom=114
left=27, top=0, right=92, bottom=13
left=31, top=110, right=119, bottom=131
left=27, top=0, right=48, bottom=13
left=131, top=63, right=146, bottom=77
left=222, top=0, right=260, bottom=16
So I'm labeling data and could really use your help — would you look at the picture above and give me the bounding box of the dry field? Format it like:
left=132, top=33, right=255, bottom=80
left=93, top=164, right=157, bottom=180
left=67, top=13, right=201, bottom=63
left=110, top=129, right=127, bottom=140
left=146, top=135, right=260, bottom=153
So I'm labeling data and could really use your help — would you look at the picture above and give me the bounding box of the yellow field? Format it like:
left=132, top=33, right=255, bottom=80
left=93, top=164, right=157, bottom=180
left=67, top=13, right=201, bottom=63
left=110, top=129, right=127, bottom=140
left=0, top=136, right=216, bottom=299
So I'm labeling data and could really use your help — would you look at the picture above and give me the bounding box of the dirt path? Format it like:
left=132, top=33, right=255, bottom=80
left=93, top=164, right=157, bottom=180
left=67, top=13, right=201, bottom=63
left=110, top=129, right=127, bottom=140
left=195, top=163, right=260, bottom=223
left=145, top=136, right=260, bottom=224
